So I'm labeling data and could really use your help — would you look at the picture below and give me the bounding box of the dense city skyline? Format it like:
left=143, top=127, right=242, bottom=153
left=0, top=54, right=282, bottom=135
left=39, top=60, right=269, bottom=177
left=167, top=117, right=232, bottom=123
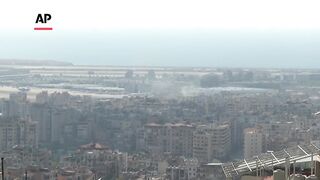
left=1, top=0, right=320, bottom=179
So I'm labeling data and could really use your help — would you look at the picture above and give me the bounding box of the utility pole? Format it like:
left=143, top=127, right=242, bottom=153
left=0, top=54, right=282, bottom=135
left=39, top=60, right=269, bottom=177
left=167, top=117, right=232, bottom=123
left=285, top=156, right=290, bottom=180
left=255, top=159, right=258, bottom=176
left=311, top=153, right=314, bottom=175
left=1, top=157, right=4, bottom=180
left=171, top=166, right=174, bottom=180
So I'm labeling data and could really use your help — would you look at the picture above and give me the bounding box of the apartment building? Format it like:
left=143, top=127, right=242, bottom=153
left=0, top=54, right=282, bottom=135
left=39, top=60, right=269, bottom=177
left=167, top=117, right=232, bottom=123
left=0, top=117, right=38, bottom=151
left=144, top=123, right=195, bottom=157
left=244, top=128, right=264, bottom=159
left=193, top=124, right=231, bottom=163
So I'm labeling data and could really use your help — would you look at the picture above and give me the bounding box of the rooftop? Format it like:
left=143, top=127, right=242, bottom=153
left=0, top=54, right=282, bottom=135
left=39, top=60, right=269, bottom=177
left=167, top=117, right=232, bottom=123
left=221, top=143, right=320, bottom=178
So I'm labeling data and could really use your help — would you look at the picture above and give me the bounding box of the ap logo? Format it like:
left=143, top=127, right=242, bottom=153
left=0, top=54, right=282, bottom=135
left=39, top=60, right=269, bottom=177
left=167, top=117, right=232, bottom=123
left=34, top=14, right=53, bottom=30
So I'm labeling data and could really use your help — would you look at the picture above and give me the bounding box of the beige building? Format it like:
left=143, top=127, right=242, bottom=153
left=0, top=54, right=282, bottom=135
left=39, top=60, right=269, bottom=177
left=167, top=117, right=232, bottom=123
left=193, top=128, right=210, bottom=163
left=244, top=128, right=264, bottom=159
left=144, top=123, right=195, bottom=157
left=193, top=124, right=231, bottom=163
left=63, top=143, right=126, bottom=179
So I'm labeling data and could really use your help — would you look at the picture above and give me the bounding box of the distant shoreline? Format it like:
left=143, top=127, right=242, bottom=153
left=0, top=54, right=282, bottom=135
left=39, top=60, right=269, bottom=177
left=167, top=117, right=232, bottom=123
left=0, top=59, right=73, bottom=66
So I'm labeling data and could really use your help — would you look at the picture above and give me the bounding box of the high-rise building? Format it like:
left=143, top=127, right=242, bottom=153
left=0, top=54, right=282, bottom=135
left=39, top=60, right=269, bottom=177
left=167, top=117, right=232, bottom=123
left=193, top=128, right=210, bottom=163
left=0, top=117, right=19, bottom=151
left=0, top=117, right=38, bottom=151
left=35, top=91, right=49, bottom=104
left=30, top=103, right=84, bottom=145
left=144, top=123, right=195, bottom=157
left=244, top=128, right=264, bottom=159
left=30, top=104, right=52, bottom=144
left=18, top=119, right=38, bottom=148
left=2, top=92, right=29, bottom=118
left=193, top=124, right=231, bottom=163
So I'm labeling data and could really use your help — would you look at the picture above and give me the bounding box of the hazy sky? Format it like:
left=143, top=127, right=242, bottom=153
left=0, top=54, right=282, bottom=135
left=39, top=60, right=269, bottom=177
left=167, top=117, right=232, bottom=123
left=0, top=0, right=320, bottom=68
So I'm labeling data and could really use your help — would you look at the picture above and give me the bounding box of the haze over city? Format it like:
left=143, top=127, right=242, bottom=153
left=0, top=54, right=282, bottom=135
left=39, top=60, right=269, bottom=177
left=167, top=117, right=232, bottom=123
left=1, top=0, right=320, bottom=180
